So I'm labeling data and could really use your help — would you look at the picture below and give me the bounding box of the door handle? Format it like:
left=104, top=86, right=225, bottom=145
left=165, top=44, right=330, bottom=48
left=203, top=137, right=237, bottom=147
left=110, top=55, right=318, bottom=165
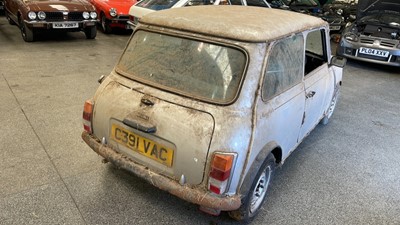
left=123, top=112, right=157, bottom=133
left=306, top=91, right=316, bottom=99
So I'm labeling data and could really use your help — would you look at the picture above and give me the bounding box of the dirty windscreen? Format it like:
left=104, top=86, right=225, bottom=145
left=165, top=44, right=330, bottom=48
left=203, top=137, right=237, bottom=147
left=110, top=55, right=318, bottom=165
left=116, top=30, right=247, bottom=103
left=136, top=0, right=180, bottom=10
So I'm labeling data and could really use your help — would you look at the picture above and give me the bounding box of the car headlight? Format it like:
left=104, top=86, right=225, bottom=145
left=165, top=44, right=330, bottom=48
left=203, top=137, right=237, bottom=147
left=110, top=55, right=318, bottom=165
left=109, top=8, right=117, bottom=17
left=344, top=33, right=358, bottom=42
left=28, top=11, right=37, bottom=20
left=83, top=11, right=90, bottom=20
left=90, top=11, right=97, bottom=19
left=37, top=11, right=46, bottom=20
left=336, top=9, right=343, bottom=15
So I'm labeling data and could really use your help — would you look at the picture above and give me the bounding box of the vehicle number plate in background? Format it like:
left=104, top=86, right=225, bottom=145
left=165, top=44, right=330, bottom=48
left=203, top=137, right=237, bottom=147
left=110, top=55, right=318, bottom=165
left=359, top=47, right=389, bottom=58
left=111, top=124, right=174, bottom=167
left=52, top=22, right=79, bottom=29
left=330, top=25, right=341, bottom=31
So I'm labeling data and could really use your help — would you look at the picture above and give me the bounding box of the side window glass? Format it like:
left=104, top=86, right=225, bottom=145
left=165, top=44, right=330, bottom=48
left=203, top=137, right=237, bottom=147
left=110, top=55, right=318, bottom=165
left=245, top=0, right=268, bottom=7
left=262, top=34, right=304, bottom=101
left=305, top=29, right=327, bottom=75
left=229, top=0, right=243, bottom=5
left=185, top=0, right=215, bottom=6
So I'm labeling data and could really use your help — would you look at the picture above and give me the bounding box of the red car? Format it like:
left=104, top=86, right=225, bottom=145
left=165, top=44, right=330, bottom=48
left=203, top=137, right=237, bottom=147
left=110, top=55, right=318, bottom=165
left=90, top=0, right=137, bottom=33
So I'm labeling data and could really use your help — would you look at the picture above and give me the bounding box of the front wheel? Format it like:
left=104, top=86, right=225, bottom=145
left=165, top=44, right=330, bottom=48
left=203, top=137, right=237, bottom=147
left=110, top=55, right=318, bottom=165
left=19, top=17, right=34, bottom=42
left=100, top=13, right=112, bottom=34
left=228, top=153, right=276, bottom=222
left=5, top=10, right=16, bottom=25
left=85, top=26, right=97, bottom=39
left=321, top=86, right=340, bottom=125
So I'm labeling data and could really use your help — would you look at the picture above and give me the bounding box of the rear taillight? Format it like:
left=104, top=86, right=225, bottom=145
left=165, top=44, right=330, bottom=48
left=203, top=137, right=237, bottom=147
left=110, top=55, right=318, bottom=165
left=208, top=153, right=236, bottom=195
left=83, top=99, right=94, bottom=134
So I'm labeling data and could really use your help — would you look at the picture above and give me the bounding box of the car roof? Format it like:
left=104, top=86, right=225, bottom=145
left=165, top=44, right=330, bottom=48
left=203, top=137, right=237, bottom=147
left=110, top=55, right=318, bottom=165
left=139, top=5, right=327, bottom=42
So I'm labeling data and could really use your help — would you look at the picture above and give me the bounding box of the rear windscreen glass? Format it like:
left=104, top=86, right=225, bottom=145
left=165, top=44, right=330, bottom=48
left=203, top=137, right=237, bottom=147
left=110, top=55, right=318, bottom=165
left=116, top=31, right=247, bottom=103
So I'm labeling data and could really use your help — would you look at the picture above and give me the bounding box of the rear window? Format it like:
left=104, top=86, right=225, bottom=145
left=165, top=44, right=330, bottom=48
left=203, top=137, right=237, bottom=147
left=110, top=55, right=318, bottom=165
left=116, top=30, right=247, bottom=103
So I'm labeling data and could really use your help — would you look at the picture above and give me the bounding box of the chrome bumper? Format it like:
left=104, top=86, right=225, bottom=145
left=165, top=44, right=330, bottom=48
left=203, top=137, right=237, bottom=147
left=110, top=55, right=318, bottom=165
left=81, top=131, right=241, bottom=211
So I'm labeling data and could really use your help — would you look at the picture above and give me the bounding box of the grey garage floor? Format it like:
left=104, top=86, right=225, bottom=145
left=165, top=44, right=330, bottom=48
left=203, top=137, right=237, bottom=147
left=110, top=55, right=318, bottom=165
left=1, top=15, right=400, bottom=225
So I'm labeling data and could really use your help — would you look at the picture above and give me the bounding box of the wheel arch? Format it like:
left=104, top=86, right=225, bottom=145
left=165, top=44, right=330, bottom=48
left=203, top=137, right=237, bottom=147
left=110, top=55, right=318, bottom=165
left=238, top=142, right=282, bottom=197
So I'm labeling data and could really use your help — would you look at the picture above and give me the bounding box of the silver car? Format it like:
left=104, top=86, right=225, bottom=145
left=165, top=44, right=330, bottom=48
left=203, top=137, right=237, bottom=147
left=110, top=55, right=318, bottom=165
left=337, top=0, right=400, bottom=67
left=127, top=0, right=271, bottom=29
left=82, top=6, right=345, bottom=221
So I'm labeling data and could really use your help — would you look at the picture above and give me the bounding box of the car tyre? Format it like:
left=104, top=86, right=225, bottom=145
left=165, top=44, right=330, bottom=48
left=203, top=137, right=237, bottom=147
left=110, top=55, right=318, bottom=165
left=19, top=17, right=34, bottom=42
left=6, top=10, right=16, bottom=25
left=228, top=153, right=276, bottom=222
left=100, top=13, right=112, bottom=34
left=321, top=85, right=340, bottom=125
left=85, top=26, right=97, bottom=39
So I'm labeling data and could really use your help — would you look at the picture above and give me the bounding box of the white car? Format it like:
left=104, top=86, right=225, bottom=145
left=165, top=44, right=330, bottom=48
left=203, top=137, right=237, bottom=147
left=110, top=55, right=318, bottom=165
left=127, top=0, right=271, bottom=29
left=82, top=6, right=345, bottom=222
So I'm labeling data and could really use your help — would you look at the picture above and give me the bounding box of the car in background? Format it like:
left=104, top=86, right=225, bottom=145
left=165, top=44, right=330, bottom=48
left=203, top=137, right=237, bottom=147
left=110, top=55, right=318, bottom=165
left=0, top=0, right=4, bottom=12
left=267, top=0, right=357, bottom=35
left=127, top=0, right=271, bottom=29
left=321, top=0, right=357, bottom=33
left=4, top=0, right=98, bottom=42
left=82, top=5, right=345, bottom=222
left=90, top=0, right=137, bottom=33
left=337, top=0, right=400, bottom=67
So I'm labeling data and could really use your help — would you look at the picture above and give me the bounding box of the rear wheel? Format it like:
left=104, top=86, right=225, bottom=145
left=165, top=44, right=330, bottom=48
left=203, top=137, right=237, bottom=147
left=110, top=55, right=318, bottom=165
left=85, top=26, right=97, bottom=39
left=19, top=17, right=34, bottom=42
left=100, top=13, right=112, bottom=34
left=228, top=153, right=276, bottom=222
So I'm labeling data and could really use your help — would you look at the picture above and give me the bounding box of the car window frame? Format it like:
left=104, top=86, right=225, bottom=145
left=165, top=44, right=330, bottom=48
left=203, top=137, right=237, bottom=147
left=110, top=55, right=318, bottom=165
left=261, top=33, right=305, bottom=102
left=115, top=27, right=251, bottom=106
left=304, top=28, right=329, bottom=76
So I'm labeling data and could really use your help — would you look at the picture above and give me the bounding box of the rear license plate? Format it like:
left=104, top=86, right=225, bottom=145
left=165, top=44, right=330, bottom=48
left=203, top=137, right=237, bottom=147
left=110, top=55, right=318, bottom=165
left=330, top=25, right=341, bottom=31
left=111, top=124, right=174, bottom=167
left=359, top=47, right=389, bottom=58
left=52, top=22, right=79, bottom=29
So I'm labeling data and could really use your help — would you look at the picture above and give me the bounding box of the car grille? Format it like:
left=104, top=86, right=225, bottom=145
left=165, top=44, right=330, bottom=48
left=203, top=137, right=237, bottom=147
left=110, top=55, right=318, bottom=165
left=68, top=12, right=84, bottom=21
left=357, top=53, right=389, bottom=61
left=359, top=37, right=374, bottom=44
left=359, top=36, right=397, bottom=48
left=118, top=16, right=130, bottom=20
left=46, top=12, right=64, bottom=21
left=44, top=12, right=84, bottom=22
left=380, top=40, right=396, bottom=48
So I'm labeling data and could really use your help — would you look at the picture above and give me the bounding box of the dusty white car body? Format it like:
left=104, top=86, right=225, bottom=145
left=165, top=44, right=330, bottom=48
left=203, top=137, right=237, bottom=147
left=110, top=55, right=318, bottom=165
left=82, top=6, right=345, bottom=221
left=127, top=0, right=271, bottom=29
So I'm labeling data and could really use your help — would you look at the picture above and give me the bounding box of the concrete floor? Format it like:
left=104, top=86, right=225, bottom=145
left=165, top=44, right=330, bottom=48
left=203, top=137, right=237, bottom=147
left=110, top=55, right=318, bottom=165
left=1, top=15, right=400, bottom=225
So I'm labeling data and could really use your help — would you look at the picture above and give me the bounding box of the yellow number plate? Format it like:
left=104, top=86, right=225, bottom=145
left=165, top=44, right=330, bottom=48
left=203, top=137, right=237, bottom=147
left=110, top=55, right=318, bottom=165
left=111, top=124, right=174, bottom=167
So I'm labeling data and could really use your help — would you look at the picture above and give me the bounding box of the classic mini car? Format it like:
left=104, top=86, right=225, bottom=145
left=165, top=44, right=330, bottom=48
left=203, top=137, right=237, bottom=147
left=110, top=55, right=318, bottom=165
left=89, top=0, right=137, bottom=33
left=82, top=6, right=345, bottom=221
left=127, top=0, right=271, bottom=29
left=4, top=0, right=98, bottom=42
left=337, top=0, right=400, bottom=67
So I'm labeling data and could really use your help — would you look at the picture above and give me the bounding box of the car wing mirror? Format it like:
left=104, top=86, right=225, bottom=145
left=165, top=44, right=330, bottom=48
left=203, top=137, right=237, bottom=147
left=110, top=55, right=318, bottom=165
left=330, top=56, right=346, bottom=68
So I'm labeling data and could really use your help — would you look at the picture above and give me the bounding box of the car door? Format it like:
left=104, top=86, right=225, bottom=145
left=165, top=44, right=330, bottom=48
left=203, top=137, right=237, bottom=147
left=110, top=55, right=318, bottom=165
left=254, top=34, right=305, bottom=159
left=298, top=29, right=331, bottom=140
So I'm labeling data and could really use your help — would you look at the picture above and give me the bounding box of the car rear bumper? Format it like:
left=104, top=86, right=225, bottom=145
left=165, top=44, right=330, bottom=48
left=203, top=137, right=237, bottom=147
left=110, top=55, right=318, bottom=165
left=81, top=131, right=241, bottom=211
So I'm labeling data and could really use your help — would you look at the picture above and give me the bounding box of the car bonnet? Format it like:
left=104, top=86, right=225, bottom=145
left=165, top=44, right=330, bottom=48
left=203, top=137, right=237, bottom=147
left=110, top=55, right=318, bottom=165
left=25, top=0, right=94, bottom=12
left=357, top=0, right=400, bottom=20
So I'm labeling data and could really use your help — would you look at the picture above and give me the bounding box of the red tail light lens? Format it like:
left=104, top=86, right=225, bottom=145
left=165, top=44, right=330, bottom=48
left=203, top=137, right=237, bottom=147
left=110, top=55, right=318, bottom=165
left=83, top=99, right=93, bottom=134
left=208, top=153, right=236, bottom=195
